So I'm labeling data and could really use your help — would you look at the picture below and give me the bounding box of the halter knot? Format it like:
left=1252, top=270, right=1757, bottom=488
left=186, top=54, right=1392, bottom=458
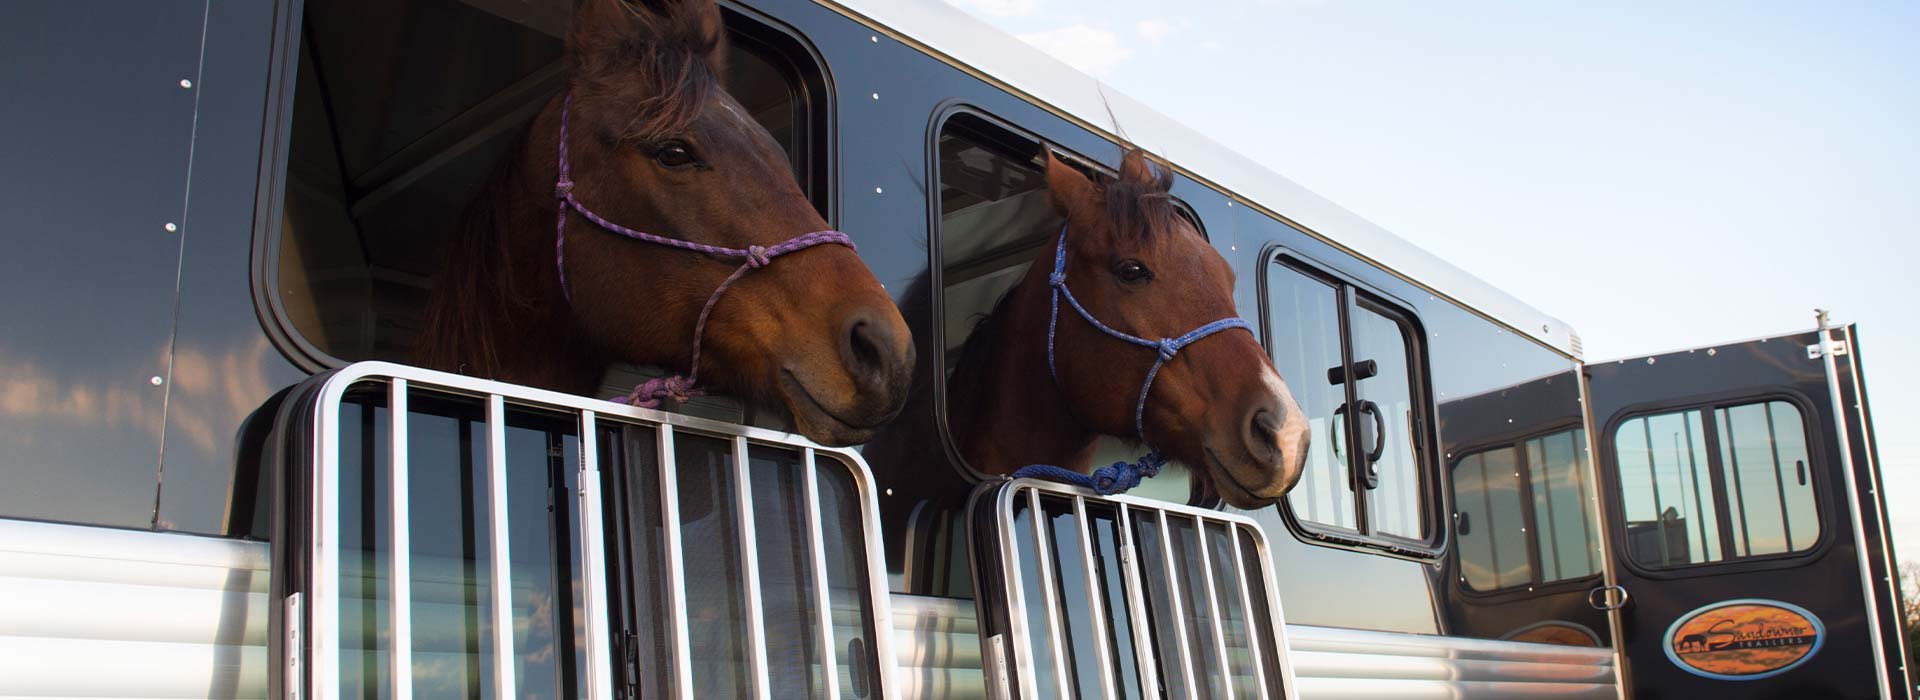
left=1015, top=451, right=1169, bottom=496
left=619, top=375, right=702, bottom=409
left=1156, top=338, right=1180, bottom=361
left=1048, top=270, right=1067, bottom=288
left=745, top=245, right=772, bottom=268
left=554, top=179, right=574, bottom=198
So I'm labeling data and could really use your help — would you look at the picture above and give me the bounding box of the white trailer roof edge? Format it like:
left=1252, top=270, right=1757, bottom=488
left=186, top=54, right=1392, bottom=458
left=816, top=0, right=1583, bottom=360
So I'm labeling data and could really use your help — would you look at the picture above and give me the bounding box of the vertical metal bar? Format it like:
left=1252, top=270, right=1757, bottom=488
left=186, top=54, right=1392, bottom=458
left=1845, top=326, right=1914, bottom=685
left=1816, top=312, right=1895, bottom=700
left=657, top=426, right=695, bottom=700
left=1573, top=363, right=1632, bottom=694
left=388, top=380, right=414, bottom=700
left=484, top=395, right=517, bottom=699
left=577, top=411, right=615, bottom=700
left=1228, top=527, right=1271, bottom=700
left=1027, top=489, right=1074, bottom=699
left=1194, top=519, right=1236, bottom=700
left=998, top=488, right=1036, bottom=700
left=801, top=448, right=842, bottom=700
left=1114, top=506, right=1160, bottom=700
left=1762, top=406, right=1794, bottom=550
left=1072, top=497, right=1120, bottom=700
left=315, top=387, right=343, bottom=700
left=1156, top=510, right=1200, bottom=700
left=1244, top=527, right=1301, bottom=700
left=732, top=437, right=773, bottom=700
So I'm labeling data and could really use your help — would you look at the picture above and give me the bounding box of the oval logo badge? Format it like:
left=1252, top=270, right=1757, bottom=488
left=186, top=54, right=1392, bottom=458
left=1665, top=599, right=1824, bottom=680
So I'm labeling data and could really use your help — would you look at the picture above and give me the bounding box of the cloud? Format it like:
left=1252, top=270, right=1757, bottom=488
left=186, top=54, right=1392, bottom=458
left=1136, top=18, right=1177, bottom=44
left=945, top=0, right=1040, bottom=19
left=1017, top=25, right=1133, bottom=75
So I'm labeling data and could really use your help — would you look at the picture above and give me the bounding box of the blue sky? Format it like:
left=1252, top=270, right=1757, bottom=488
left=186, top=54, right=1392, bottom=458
left=941, top=0, right=1920, bottom=560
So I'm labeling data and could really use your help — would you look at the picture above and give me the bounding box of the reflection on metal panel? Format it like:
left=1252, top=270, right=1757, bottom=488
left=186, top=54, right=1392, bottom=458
left=971, top=478, right=1301, bottom=700
left=818, top=0, right=1579, bottom=359
left=0, top=518, right=271, bottom=697
left=894, top=594, right=987, bottom=700
left=1288, top=625, right=1615, bottom=699
left=286, top=362, right=896, bottom=700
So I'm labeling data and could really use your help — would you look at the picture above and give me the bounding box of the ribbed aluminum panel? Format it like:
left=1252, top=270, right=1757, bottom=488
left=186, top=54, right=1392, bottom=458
left=0, top=518, right=271, bottom=699
left=894, top=594, right=987, bottom=700
left=1287, top=625, right=1617, bottom=699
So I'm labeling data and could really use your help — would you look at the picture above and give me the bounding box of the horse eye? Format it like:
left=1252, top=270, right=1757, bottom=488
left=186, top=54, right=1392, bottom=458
left=653, top=141, right=698, bottom=169
left=1113, top=259, right=1153, bottom=284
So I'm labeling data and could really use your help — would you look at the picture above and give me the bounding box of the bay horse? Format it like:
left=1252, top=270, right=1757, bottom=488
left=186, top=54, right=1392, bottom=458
left=947, top=150, right=1310, bottom=508
left=418, top=0, right=912, bottom=446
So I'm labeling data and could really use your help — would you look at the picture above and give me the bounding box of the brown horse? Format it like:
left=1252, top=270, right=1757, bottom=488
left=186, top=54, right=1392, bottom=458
left=946, top=150, right=1310, bottom=507
left=418, top=0, right=912, bottom=446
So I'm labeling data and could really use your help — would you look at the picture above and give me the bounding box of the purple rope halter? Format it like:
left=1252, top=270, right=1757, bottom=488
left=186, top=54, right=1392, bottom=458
left=552, top=92, right=855, bottom=408
left=1012, top=224, right=1253, bottom=495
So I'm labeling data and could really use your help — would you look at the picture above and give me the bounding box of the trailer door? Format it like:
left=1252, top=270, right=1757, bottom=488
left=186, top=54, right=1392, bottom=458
left=1585, top=324, right=1907, bottom=698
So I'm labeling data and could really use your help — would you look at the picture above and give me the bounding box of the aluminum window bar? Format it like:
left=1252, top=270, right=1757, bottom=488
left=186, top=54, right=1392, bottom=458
left=657, top=425, right=695, bottom=700
left=1028, top=489, right=1075, bottom=699
left=1115, top=505, right=1161, bottom=700
left=484, top=394, right=518, bottom=699
left=1194, top=518, right=1236, bottom=700
left=388, top=379, right=414, bottom=700
left=1228, top=526, right=1270, bottom=700
left=1817, top=313, right=1894, bottom=699
left=1156, top=509, right=1201, bottom=700
left=801, top=447, right=843, bottom=700
left=733, top=436, right=774, bottom=700
left=577, top=410, right=615, bottom=700
left=1072, top=496, right=1120, bottom=700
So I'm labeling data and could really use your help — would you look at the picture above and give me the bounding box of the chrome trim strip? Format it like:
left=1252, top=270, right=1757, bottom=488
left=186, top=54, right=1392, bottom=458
left=1027, top=489, right=1074, bottom=699
left=484, top=394, right=518, bottom=699
left=1228, top=525, right=1271, bottom=700
left=733, top=436, right=773, bottom=700
left=578, top=410, right=615, bottom=700
left=387, top=379, right=414, bottom=700
left=1845, top=326, right=1913, bottom=685
left=801, top=448, right=843, bottom=700
left=1072, top=496, right=1120, bottom=700
left=1817, top=312, right=1893, bottom=699
left=657, top=425, right=694, bottom=700
left=1115, top=505, right=1161, bottom=699
left=1156, top=509, right=1201, bottom=700
left=1573, top=366, right=1630, bottom=697
left=1194, top=518, right=1236, bottom=700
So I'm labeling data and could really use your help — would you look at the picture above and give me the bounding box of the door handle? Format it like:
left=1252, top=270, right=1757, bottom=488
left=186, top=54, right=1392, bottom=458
left=1588, top=584, right=1630, bottom=611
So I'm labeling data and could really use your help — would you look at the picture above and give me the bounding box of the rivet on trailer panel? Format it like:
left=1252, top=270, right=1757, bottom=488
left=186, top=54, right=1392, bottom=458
left=1708, top=348, right=1717, bottom=356
left=875, top=187, right=884, bottom=194
left=150, top=376, right=164, bottom=386
left=179, top=79, right=192, bottom=89
left=1647, top=357, right=1656, bottom=364
left=871, top=35, right=878, bottom=43
left=164, top=223, right=177, bottom=232
left=872, top=92, right=879, bottom=100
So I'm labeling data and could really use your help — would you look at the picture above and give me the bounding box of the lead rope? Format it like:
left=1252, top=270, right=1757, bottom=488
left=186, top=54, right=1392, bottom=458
left=552, top=92, right=855, bottom=408
left=1010, top=225, right=1252, bottom=495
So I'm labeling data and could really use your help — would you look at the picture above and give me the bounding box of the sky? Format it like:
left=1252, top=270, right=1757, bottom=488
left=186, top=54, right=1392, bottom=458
left=939, top=0, right=1920, bottom=562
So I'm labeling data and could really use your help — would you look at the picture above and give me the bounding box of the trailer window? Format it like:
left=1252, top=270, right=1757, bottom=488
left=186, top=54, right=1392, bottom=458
left=1452, top=428, right=1601, bottom=592
left=1263, top=256, right=1437, bottom=552
left=1611, top=399, right=1819, bottom=569
left=931, top=111, right=1201, bottom=506
left=270, top=0, right=824, bottom=371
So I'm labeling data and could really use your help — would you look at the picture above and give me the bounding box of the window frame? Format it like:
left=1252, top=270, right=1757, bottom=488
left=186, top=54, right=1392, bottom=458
left=925, top=103, right=1208, bottom=497
left=1448, top=423, right=1605, bottom=599
left=1258, top=247, right=1444, bottom=559
left=250, top=1, right=836, bottom=373
left=1600, top=392, right=1835, bottom=579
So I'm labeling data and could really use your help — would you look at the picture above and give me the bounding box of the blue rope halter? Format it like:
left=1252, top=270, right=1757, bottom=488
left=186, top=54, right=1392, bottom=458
left=1011, top=225, right=1253, bottom=495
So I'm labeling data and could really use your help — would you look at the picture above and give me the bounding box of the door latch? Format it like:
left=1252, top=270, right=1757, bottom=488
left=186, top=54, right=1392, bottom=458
left=1588, top=584, right=1630, bottom=611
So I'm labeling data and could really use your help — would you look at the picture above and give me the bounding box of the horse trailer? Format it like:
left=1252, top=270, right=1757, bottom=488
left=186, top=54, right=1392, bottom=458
left=0, top=0, right=1906, bottom=698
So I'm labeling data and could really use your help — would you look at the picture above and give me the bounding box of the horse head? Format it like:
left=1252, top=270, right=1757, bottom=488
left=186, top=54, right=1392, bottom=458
left=1002, top=149, right=1309, bottom=507
left=423, top=0, right=913, bottom=446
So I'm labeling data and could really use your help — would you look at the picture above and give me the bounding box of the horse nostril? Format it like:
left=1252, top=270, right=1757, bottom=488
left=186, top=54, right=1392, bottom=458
left=841, top=312, right=895, bottom=391
left=1248, top=408, right=1282, bottom=459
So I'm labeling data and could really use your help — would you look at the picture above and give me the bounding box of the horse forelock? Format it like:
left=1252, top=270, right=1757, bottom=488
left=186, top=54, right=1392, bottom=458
left=1101, top=148, right=1183, bottom=243
left=571, top=7, right=723, bottom=146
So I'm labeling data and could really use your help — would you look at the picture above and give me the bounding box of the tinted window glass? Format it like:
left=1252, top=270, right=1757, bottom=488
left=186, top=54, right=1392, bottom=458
left=1612, top=400, right=1817, bottom=569
left=1351, top=300, right=1425, bottom=540
left=276, top=0, right=814, bottom=366
left=1266, top=264, right=1355, bottom=531
left=1451, top=427, right=1600, bottom=592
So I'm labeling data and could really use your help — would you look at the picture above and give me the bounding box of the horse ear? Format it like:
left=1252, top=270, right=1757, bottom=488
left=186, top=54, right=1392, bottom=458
left=1119, top=148, right=1170, bottom=193
left=570, top=0, right=725, bottom=70
left=1044, top=151, right=1099, bottom=221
